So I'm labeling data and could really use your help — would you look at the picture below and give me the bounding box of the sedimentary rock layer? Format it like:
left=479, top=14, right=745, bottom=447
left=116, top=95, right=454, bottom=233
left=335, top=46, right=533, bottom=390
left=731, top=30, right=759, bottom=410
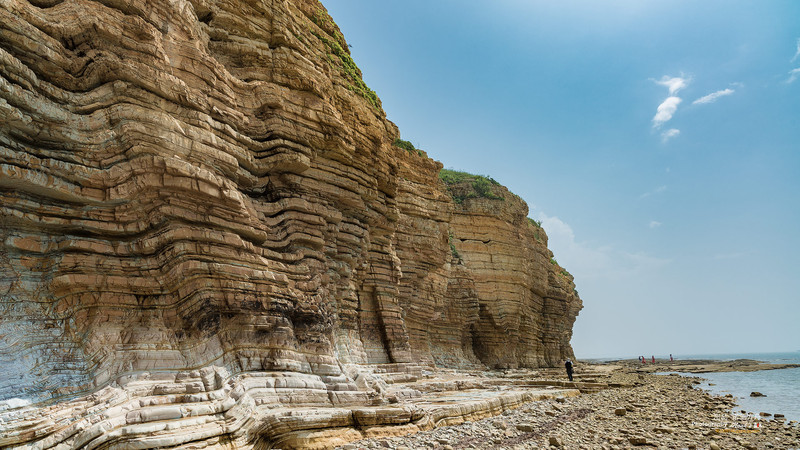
left=0, top=0, right=581, bottom=446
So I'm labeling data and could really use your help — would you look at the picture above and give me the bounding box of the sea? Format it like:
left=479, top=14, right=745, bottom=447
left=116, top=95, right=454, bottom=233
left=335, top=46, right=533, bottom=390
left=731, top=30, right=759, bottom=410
left=663, top=351, right=800, bottom=423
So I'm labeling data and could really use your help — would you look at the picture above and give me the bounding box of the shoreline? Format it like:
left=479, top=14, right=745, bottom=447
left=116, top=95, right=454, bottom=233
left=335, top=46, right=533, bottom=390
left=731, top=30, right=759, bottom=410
left=603, top=358, right=800, bottom=374
left=340, top=363, right=799, bottom=449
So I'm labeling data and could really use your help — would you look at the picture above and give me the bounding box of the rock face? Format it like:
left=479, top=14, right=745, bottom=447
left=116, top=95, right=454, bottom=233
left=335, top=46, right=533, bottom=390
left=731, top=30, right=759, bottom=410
left=0, top=0, right=581, bottom=446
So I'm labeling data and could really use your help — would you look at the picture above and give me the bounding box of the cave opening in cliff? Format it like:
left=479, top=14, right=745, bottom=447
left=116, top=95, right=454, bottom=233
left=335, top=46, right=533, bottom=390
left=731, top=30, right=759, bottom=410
left=469, top=323, right=490, bottom=366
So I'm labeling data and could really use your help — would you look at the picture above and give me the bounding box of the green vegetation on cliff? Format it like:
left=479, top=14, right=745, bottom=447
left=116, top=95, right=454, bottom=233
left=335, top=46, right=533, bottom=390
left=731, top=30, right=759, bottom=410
left=392, top=138, right=425, bottom=157
left=310, top=6, right=380, bottom=109
left=527, top=217, right=545, bottom=243
left=439, top=169, right=504, bottom=204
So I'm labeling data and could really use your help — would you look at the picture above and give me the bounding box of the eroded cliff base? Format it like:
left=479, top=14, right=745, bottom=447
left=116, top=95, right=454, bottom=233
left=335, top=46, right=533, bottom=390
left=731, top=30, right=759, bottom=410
left=1, top=364, right=601, bottom=449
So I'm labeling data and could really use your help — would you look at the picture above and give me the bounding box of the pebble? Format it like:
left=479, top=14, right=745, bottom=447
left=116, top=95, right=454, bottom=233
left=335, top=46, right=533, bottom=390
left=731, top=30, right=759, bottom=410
left=628, top=436, right=647, bottom=445
left=516, top=423, right=535, bottom=432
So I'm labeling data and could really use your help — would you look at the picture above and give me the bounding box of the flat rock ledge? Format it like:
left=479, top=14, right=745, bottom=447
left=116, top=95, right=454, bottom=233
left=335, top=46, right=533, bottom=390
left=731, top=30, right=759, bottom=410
left=0, top=365, right=589, bottom=449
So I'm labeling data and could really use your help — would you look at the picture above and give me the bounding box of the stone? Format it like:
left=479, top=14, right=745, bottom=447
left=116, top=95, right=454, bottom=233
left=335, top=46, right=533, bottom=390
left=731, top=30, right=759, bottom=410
left=549, top=435, right=563, bottom=447
left=517, top=423, right=536, bottom=432
left=628, top=436, right=648, bottom=445
left=615, top=408, right=627, bottom=416
left=709, top=444, right=720, bottom=450
left=751, top=392, right=767, bottom=397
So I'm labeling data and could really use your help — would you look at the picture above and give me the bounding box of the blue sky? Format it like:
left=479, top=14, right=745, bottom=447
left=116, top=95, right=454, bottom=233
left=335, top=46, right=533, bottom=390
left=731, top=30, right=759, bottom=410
left=324, top=1, right=800, bottom=359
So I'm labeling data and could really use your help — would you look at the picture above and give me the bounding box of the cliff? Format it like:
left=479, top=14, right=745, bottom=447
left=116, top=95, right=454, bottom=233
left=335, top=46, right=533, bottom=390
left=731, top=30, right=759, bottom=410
left=0, top=0, right=581, bottom=446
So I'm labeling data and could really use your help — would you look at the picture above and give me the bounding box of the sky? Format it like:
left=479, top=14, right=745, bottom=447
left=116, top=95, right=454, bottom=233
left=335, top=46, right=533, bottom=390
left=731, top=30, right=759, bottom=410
left=323, top=0, right=800, bottom=359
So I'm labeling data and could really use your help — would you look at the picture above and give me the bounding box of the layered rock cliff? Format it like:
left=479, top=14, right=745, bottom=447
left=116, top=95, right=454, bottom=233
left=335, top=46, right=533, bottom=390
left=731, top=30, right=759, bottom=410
left=0, top=0, right=581, bottom=446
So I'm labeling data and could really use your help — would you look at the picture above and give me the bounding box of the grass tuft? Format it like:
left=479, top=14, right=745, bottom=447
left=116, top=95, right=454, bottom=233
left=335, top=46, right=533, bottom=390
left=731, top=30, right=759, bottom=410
left=439, top=169, right=503, bottom=204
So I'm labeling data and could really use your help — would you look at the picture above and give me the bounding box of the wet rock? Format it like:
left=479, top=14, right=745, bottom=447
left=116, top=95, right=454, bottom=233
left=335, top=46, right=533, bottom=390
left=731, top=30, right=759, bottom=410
left=750, top=392, right=767, bottom=397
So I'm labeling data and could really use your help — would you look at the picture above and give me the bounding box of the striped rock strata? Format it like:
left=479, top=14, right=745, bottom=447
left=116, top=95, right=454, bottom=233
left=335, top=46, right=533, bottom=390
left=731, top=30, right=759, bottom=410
left=0, top=0, right=581, bottom=446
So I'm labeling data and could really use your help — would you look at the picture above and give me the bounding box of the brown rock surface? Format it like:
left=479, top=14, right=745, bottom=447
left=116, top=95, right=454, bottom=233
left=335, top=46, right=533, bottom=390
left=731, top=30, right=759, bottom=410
left=344, top=367, right=800, bottom=450
left=0, top=0, right=582, bottom=446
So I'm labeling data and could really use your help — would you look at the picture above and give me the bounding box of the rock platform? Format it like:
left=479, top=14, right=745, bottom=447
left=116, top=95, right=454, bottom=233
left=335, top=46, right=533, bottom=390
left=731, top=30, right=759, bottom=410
left=340, top=365, right=800, bottom=450
left=1, top=365, right=589, bottom=449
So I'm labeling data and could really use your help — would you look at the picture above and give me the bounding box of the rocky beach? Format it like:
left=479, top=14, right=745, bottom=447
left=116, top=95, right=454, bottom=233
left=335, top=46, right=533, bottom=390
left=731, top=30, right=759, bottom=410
left=338, top=362, right=800, bottom=450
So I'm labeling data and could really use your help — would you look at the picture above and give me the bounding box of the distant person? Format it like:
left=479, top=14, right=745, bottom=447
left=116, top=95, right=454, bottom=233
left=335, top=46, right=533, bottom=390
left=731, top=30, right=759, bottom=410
left=670, top=354, right=674, bottom=362
left=639, top=356, right=643, bottom=363
left=641, top=355, right=646, bottom=364
left=652, top=355, right=655, bottom=364
left=565, top=359, right=574, bottom=381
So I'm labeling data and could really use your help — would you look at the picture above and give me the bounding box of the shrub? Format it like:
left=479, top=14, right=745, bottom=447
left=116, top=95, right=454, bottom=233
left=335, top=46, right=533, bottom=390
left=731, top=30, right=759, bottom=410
left=438, top=169, right=503, bottom=203
left=393, top=138, right=416, bottom=152
left=448, top=231, right=460, bottom=259
left=527, top=217, right=542, bottom=228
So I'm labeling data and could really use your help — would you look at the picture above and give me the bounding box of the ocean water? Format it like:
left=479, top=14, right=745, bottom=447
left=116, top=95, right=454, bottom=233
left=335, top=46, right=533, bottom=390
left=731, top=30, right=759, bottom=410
left=670, top=351, right=800, bottom=423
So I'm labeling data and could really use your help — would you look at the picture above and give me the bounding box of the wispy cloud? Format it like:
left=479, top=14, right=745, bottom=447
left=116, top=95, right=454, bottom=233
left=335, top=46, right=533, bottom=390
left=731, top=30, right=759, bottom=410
left=649, top=221, right=662, bottom=229
left=788, top=68, right=800, bottom=84
left=793, top=38, right=800, bottom=62
left=653, top=97, right=682, bottom=128
left=536, top=212, right=671, bottom=282
left=713, top=252, right=748, bottom=260
left=661, top=128, right=680, bottom=142
left=655, top=76, right=689, bottom=95
left=693, top=88, right=735, bottom=105
left=640, top=185, right=667, bottom=199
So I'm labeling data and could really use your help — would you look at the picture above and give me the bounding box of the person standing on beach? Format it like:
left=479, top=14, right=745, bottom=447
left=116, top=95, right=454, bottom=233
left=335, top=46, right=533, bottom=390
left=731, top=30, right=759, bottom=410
left=652, top=355, right=655, bottom=363
left=565, top=359, right=574, bottom=381
left=670, top=354, right=674, bottom=362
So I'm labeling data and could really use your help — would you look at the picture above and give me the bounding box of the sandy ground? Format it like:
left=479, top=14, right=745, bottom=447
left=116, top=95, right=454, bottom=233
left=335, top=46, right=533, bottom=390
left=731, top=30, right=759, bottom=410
left=338, top=362, right=800, bottom=449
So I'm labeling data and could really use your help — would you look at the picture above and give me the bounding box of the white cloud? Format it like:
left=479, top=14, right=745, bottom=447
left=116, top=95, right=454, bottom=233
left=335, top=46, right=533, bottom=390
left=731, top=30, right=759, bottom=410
left=649, top=221, right=662, bottom=229
left=655, top=76, right=689, bottom=95
left=793, top=38, right=800, bottom=62
left=640, top=185, right=667, bottom=199
left=661, top=128, right=680, bottom=142
left=693, top=88, right=735, bottom=105
left=652, top=97, right=682, bottom=128
left=536, top=212, right=671, bottom=282
left=788, top=68, right=800, bottom=84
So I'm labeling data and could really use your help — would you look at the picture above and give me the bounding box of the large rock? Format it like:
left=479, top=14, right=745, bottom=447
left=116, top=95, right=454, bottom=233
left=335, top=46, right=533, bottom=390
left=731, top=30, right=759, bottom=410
left=0, top=0, right=582, bottom=446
